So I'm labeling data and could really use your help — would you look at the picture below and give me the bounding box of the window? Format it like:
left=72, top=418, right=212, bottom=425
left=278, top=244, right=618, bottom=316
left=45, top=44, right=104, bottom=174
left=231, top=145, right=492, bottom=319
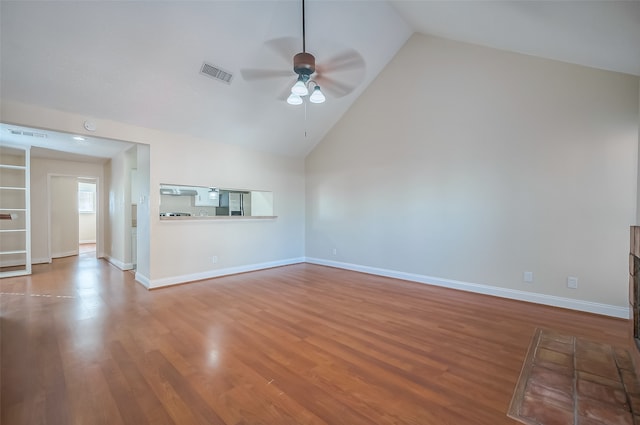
left=78, top=190, right=95, bottom=213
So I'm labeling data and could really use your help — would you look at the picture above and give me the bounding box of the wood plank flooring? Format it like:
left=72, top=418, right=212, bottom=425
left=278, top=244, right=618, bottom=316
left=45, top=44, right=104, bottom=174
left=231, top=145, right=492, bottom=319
left=0, top=255, right=629, bottom=424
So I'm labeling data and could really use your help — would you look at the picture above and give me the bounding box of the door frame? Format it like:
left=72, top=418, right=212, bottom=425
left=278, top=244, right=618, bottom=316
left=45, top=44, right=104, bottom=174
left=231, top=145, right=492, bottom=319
left=47, top=173, right=102, bottom=262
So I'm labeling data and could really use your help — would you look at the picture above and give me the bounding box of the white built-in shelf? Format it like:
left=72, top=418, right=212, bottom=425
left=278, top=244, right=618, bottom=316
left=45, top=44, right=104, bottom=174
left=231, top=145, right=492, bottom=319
left=0, top=145, right=31, bottom=278
left=0, top=250, right=27, bottom=255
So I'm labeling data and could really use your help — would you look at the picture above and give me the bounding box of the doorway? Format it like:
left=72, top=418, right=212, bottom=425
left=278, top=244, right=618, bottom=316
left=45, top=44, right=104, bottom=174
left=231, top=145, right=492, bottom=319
left=78, top=179, right=97, bottom=257
left=49, top=175, right=100, bottom=260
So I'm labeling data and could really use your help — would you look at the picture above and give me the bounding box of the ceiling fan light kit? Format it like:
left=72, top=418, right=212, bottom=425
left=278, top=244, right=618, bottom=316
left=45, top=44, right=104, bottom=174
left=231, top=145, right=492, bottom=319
left=291, top=76, right=309, bottom=96
left=287, top=93, right=304, bottom=105
left=309, top=84, right=326, bottom=103
left=287, top=76, right=325, bottom=104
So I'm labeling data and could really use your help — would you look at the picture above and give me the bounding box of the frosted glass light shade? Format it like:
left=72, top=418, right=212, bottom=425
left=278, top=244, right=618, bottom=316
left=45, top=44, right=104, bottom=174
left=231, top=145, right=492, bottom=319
left=291, top=79, right=308, bottom=96
left=287, top=93, right=303, bottom=105
left=309, top=85, right=326, bottom=103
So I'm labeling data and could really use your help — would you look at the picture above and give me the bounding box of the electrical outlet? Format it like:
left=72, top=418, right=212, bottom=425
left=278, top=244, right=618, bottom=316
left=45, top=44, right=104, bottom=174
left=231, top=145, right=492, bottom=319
left=523, top=271, right=533, bottom=283
left=332, top=248, right=337, bottom=256
left=212, top=256, right=218, bottom=264
left=567, top=276, right=578, bottom=289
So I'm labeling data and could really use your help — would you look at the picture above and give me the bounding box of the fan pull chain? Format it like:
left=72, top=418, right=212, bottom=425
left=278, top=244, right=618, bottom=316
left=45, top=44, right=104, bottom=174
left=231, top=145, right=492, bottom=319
left=304, top=101, right=308, bottom=138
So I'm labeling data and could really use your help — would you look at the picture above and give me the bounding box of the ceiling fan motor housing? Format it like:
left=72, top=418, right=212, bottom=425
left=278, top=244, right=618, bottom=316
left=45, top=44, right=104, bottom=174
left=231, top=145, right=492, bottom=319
left=293, top=52, right=316, bottom=76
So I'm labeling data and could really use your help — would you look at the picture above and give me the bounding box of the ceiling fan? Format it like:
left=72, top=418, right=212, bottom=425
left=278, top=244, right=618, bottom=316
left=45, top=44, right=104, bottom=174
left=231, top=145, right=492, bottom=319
left=241, top=0, right=365, bottom=105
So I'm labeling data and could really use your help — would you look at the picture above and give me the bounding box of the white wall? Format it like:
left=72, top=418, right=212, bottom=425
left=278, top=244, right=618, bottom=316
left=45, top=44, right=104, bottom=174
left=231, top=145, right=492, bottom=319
left=50, top=176, right=78, bottom=258
left=135, top=144, right=150, bottom=282
left=103, top=145, right=143, bottom=270
left=30, top=157, right=105, bottom=263
left=306, top=34, right=639, bottom=311
left=151, top=134, right=305, bottom=284
left=2, top=100, right=306, bottom=287
left=78, top=213, right=96, bottom=243
left=105, top=149, right=130, bottom=269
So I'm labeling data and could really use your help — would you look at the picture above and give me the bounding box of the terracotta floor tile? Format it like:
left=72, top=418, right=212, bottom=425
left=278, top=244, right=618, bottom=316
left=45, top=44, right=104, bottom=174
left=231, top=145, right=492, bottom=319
left=539, top=336, right=574, bottom=355
left=577, top=346, right=617, bottom=366
left=536, top=347, right=574, bottom=373
left=576, top=357, right=620, bottom=381
left=511, top=330, right=640, bottom=425
left=578, top=415, right=621, bottom=425
left=526, top=379, right=574, bottom=411
left=577, top=398, right=634, bottom=425
left=529, top=364, right=574, bottom=395
left=615, top=348, right=635, bottom=372
left=578, top=370, right=625, bottom=390
left=543, top=332, right=574, bottom=345
left=577, top=339, right=613, bottom=355
left=577, top=378, right=629, bottom=410
left=578, top=416, right=613, bottom=425
left=521, top=393, right=575, bottom=425
left=623, top=370, right=640, bottom=396
left=628, top=393, right=640, bottom=413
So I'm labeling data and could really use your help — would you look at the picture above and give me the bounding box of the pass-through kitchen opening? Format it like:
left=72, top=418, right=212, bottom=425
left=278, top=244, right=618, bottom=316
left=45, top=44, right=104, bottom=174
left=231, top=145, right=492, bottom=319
left=159, top=184, right=274, bottom=219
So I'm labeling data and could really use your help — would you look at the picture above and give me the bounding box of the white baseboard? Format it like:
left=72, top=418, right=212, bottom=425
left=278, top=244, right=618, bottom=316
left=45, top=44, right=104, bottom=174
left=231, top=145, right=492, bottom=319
left=305, top=257, right=629, bottom=319
left=105, top=255, right=134, bottom=271
left=148, top=257, right=306, bottom=289
left=135, top=272, right=150, bottom=288
left=79, top=240, right=96, bottom=244
left=52, top=249, right=78, bottom=259
left=32, top=257, right=51, bottom=265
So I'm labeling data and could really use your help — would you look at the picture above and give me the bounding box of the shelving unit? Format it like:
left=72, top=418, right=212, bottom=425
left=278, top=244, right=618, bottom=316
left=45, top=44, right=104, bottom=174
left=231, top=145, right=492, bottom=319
left=0, top=145, right=31, bottom=277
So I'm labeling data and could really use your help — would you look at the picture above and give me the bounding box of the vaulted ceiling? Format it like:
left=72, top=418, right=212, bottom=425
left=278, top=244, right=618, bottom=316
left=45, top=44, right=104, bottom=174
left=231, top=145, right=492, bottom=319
left=1, top=1, right=639, bottom=159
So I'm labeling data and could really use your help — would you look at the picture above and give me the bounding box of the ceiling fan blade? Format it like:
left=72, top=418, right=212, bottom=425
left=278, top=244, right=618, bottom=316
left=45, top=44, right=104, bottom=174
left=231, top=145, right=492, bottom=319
left=241, top=69, right=292, bottom=81
left=315, top=75, right=357, bottom=98
left=265, top=37, right=300, bottom=64
left=317, top=48, right=365, bottom=74
left=277, top=82, right=295, bottom=101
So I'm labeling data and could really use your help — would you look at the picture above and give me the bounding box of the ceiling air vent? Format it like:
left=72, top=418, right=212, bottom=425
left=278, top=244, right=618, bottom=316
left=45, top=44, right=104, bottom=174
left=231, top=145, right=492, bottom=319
left=200, top=62, right=233, bottom=84
left=9, top=129, right=47, bottom=138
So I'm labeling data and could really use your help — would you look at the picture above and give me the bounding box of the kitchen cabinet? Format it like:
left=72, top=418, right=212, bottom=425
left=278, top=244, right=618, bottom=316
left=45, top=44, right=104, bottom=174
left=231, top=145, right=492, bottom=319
left=0, top=145, right=31, bottom=278
left=194, top=187, right=219, bottom=207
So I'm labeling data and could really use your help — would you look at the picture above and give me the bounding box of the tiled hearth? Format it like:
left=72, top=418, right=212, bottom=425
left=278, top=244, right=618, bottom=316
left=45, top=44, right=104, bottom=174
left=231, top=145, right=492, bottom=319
left=509, top=329, right=640, bottom=425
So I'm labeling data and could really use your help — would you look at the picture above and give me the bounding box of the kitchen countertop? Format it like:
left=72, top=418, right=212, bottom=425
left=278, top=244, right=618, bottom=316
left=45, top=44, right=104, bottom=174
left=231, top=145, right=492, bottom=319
left=159, top=215, right=277, bottom=221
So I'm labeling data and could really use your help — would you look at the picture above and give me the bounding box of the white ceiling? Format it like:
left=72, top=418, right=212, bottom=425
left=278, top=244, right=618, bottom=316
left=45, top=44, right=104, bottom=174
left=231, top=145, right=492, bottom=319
left=1, top=1, right=638, bottom=161
left=390, top=0, right=640, bottom=76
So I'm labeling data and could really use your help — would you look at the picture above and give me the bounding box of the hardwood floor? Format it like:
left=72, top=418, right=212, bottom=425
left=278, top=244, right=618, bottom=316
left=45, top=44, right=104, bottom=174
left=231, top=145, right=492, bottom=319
left=78, top=243, right=96, bottom=255
left=0, top=255, right=629, bottom=424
